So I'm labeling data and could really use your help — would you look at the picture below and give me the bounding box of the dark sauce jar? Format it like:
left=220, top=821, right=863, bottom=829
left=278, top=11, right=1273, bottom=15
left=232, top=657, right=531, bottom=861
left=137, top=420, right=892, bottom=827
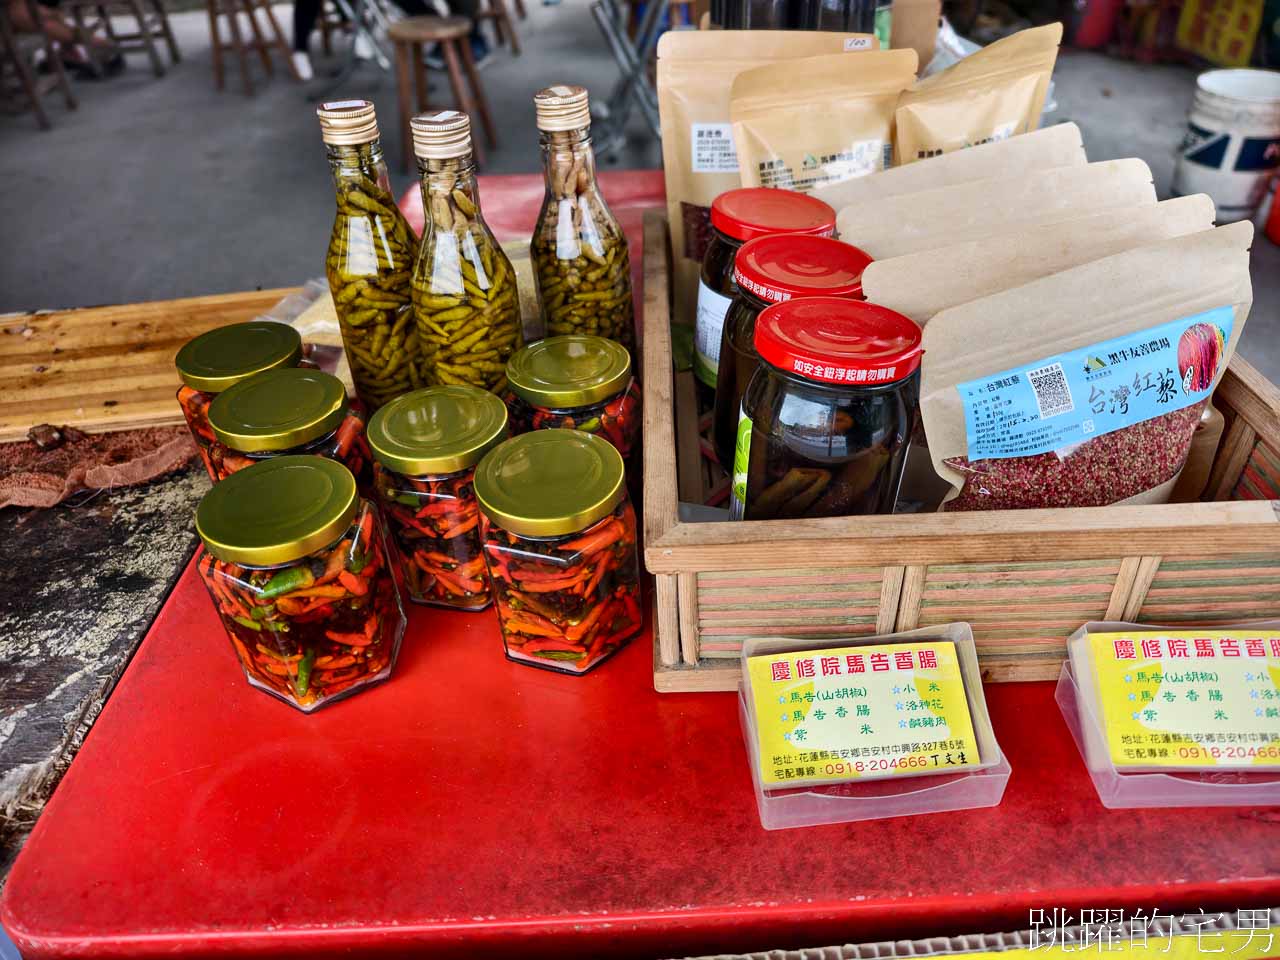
left=730, top=297, right=922, bottom=521
left=712, top=234, right=871, bottom=470
left=695, top=188, right=836, bottom=409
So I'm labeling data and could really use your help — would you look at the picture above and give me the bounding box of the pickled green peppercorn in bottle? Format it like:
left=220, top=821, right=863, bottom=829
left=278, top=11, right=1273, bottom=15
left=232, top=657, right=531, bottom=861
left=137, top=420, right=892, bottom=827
left=410, top=110, right=522, bottom=394
left=317, top=99, right=423, bottom=412
left=530, top=85, right=635, bottom=356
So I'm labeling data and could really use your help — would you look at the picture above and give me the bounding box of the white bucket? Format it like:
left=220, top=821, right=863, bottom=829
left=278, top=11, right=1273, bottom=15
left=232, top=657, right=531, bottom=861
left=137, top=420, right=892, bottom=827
left=1172, top=68, right=1280, bottom=222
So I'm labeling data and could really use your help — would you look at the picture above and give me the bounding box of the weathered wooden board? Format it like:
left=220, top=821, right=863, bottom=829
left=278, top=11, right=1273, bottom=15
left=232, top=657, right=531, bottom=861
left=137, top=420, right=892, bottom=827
left=0, top=289, right=296, bottom=442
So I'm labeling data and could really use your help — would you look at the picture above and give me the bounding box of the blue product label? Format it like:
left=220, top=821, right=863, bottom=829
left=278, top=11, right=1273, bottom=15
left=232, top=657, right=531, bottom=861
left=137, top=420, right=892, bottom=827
left=957, top=307, right=1233, bottom=462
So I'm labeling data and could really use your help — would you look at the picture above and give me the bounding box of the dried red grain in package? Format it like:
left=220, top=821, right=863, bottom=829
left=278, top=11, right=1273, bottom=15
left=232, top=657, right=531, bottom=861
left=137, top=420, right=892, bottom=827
left=943, top=402, right=1206, bottom=510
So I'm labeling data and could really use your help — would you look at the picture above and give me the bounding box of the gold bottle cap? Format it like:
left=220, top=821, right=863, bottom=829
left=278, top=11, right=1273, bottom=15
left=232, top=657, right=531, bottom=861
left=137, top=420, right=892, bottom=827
left=316, top=99, right=380, bottom=145
left=411, top=110, right=473, bottom=160
left=534, top=85, right=591, bottom=132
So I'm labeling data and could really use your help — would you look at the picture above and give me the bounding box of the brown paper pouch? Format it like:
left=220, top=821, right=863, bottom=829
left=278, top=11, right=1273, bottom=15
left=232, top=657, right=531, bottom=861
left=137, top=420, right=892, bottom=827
left=894, top=23, right=1062, bottom=165
left=657, top=31, right=875, bottom=331
left=837, top=158, right=1157, bottom=258
left=862, top=194, right=1216, bottom=324
left=890, top=0, right=941, bottom=71
left=812, top=121, right=1084, bottom=211
left=730, top=49, right=918, bottom=194
left=919, top=222, right=1254, bottom=511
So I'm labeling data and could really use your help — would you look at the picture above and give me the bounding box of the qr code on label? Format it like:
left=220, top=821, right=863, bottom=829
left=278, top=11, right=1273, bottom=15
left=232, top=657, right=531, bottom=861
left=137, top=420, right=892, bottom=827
left=1028, top=362, right=1074, bottom=419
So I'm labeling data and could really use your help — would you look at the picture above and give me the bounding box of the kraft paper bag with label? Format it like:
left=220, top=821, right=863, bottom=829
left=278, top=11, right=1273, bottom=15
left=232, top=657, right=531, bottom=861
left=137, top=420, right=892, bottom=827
left=919, top=222, right=1254, bottom=511
left=812, top=120, right=1084, bottom=211
left=656, top=31, right=874, bottom=331
left=862, top=194, right=1217, bottom=324
left=894, top=23, right=1062, bottom=165
left=837, top=158, right=1157, bottom=259
left=730, top=49, right=918, bottom=195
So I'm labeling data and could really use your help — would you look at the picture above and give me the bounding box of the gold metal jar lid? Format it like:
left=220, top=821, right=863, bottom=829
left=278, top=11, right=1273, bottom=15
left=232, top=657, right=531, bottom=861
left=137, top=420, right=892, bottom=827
left=209, top=368, right=348, bottom=452
left=316, top=99, right=380, bottom=145
left=506, top=335, right=631, bottom=409
left=534, top=85, right=590, bottom=132
left=474, top=429, right=623, bottom=538
left=367, top=385, right=507, bottom=476
left=411, top=110, right=472, bottom=160
left=174, top=321, right=302, bottom=394
left=196, top=456, right=358, bottom=566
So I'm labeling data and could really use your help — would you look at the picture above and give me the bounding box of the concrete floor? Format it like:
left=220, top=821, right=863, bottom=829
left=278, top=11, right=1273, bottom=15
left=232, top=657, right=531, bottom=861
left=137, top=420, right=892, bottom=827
left=0, top=14, right=1276, bottom=379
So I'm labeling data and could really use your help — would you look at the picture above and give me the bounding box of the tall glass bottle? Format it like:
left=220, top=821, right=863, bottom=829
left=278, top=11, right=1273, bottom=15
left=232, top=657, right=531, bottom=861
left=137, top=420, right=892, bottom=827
left=410, top=111, right=522, bottom=394
left=316, top=100, right=422, bottom=412
left=531, top=85, right=635, bottom=356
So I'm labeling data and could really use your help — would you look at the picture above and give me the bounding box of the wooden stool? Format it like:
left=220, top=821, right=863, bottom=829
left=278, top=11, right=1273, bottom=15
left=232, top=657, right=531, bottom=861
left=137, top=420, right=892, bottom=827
left=0, top=0, right=77, bottom=129
left=511, top=0, right=525, bottom=19
left=317, top=0, right=348, bottom=56
left=67, top=0, right=179, bottom=76
left=206, top=0, right=300, bottom=95
left=475, top=0, right=519, bottom=54
left=388, top=16, right=497, bottom=171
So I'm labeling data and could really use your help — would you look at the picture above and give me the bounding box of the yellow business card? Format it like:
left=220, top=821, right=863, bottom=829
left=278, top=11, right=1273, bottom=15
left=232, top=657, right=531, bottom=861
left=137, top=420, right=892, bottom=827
left=1088, top=630, right=1280, bottom=769
left=746, top=641, right=981, bottom=787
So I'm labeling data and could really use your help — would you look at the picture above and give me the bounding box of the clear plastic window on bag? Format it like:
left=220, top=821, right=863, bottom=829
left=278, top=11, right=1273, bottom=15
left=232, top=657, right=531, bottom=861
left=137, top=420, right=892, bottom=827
left=943, top=401, right=1207, bottom=510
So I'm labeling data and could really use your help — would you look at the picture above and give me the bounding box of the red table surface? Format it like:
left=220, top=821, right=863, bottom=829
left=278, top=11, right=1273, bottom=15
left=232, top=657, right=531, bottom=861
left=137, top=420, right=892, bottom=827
left=5, top=556, right=1280, bottom=959
left=6, top=169, right=1280, bottom=956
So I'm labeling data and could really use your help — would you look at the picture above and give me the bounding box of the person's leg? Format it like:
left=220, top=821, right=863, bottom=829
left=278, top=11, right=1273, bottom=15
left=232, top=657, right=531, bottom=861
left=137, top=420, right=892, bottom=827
left=290, top=0, right=319, bottom=78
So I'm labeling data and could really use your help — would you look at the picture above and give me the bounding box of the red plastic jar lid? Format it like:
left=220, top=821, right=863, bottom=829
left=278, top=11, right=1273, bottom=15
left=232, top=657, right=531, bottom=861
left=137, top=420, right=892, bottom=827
left=710, top=188, right=837, bottom=244
left=755, top=297, right=923, bottom=386
left=732, top=235, right=872, bottom=305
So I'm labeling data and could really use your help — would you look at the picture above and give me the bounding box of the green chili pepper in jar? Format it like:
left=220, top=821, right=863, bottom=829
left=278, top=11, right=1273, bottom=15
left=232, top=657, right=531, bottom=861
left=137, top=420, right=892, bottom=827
left=317, top=101, right=423, bottom=412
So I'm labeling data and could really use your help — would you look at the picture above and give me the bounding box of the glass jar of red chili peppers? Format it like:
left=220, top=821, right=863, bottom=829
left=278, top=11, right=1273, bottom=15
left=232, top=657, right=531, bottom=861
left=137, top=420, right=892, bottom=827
left=195, top=456, right=405, bottom=712
left=367, top=385, right=508, bottom=610
left=207, top=368, right=371, bottom=484
left=695, top=188, right=836, bottom=410
left=712, top=234, right=873, bottom=470
left=503, top=335, right=641, bottom=461
left=175, top=322, right=303, bottom=481
left=474, top=430, right=642, bottom=675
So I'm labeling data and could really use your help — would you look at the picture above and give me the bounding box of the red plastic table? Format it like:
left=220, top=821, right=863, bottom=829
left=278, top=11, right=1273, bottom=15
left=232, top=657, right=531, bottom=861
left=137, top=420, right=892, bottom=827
left=5, top=170, right=1280, bottom=957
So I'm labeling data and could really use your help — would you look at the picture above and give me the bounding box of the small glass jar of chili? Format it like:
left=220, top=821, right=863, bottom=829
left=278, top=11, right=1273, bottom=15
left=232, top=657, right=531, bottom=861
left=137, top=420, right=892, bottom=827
left=474, top=430, right=642, bottom=675
left=195, top=456, right=406, bottom=712
left=175, top=322, right=303, bottom=481
left=696, top=188, right=836, bottom=409
left=712, top=234, right=872, bottom=470
left=503, top=335, right=641, bottom=462
left=730, top=297, right=922, bottom=521
left=367, top=385, right=508, bottom=611
left=207, top=368, right=371, bottom=484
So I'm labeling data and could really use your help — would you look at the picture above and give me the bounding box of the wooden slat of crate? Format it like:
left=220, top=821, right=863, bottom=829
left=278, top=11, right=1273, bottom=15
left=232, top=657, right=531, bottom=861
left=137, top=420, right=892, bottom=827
left=1234, top=440, right=1280, bottom=501
left=0, top=289, right=296, bottom=442
left=906, top=559, right=1120, bottom=679
left=641, top=209, right=1280, bottom=692
left=1132, top=553, right=1280, bottom=625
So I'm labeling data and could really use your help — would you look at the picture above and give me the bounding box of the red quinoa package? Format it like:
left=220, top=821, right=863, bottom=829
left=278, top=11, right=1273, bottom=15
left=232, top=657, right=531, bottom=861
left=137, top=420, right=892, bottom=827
left=861, top=195, right=1216, bottom=324
left=919, top=222, right=1254, bottom=510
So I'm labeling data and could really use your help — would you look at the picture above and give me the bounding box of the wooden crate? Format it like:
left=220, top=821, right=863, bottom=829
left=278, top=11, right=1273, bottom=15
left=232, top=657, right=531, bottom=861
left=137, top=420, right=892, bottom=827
left=640, top=211, right=1280, bottom=692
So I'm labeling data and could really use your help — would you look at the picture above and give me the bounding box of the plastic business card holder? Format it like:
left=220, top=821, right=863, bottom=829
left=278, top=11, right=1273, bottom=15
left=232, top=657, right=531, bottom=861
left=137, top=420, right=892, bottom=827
left=739, top=624, right=1011, bottom=830
left=1057, top=619, right=1280, bottom=809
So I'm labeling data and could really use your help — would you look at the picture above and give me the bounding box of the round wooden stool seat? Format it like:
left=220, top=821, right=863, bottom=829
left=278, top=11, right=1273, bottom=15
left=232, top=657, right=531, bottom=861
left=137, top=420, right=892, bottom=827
left=388, top=15, right=471, bottom=42
left=386, top=13, right=498, bottom=170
